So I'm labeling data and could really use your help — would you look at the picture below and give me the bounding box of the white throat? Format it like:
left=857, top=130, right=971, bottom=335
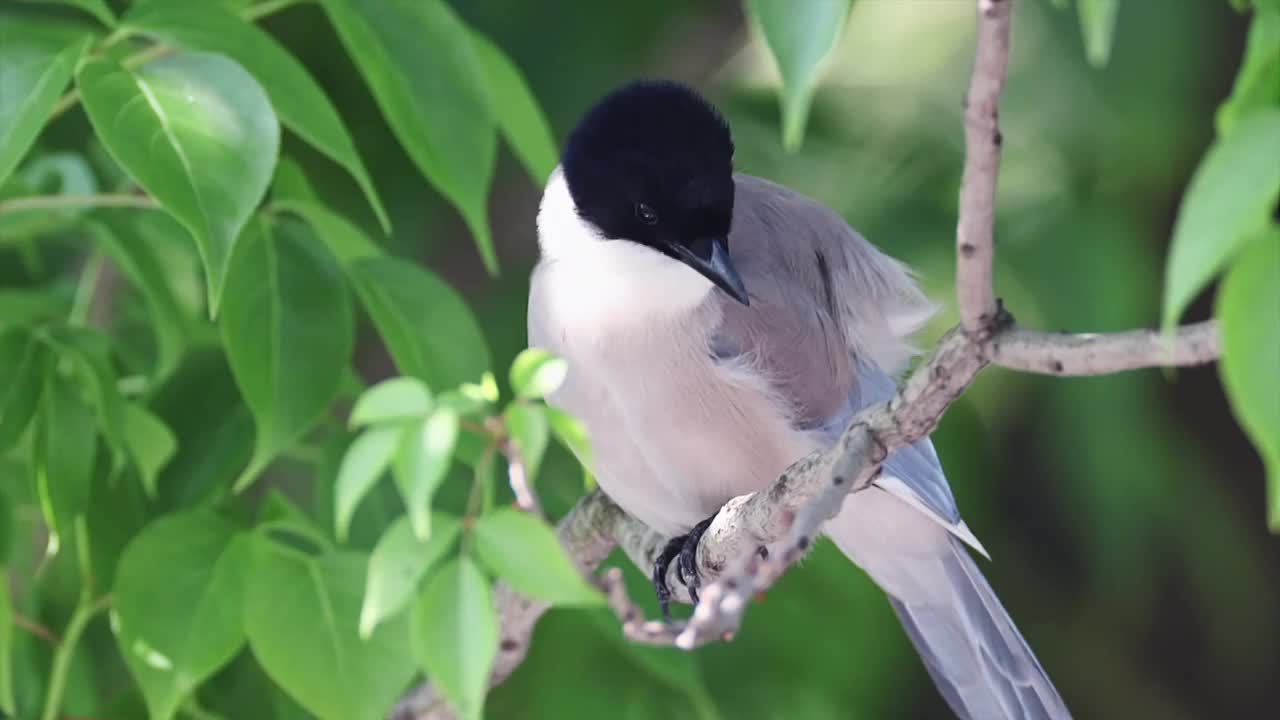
left=536, top=167, right=714, bottom=319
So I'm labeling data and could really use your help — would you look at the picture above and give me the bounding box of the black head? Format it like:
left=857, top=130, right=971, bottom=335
left=562, top=80, right=748, bottom=304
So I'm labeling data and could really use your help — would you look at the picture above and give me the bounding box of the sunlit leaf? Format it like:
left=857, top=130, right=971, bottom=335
left=1162, top=110, right=1280, bottom=329
left=509, top=348, right=567, bottom=400
left=348, top=256, right=491, bottom=390
left=321, top=0, right=498, bottom=271
left=333, top=425, right=401, bottom=542
left=114, top=511, right=248, bottom=720
left=472, top=508, right=602, bottom=606
left=1078, top=0, right=1120, bottom=68
left=123, top=1, right=390, bottom=231
left=76, top=53, right=280, bottom=313
left=1216, top=228, right=1280, bottom=530
left=350, top=377, right=432, bottom=428
left=471, top=33, right=557, bottom=185
left=503, top=402, right=548, bottom=486
left=246, top=542, right=415, bottom=720
left=0, top=20, right=90, bottom=185
left=411, top=556, right=497, bottom=720
left=359, top=513, right=459, bottom=638
left=221, top=218, right=353, bottom=492
left=1216, top=8, right=1280, bottom=137
left=393, top=408, right=459, bottom=539
left=545, top=406, right=594, bottom=489
left=747, top=0, right=851, bottom=151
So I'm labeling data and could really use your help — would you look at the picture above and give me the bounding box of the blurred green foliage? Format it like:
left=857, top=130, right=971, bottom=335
left=0, top=0, right=1277, bottom=719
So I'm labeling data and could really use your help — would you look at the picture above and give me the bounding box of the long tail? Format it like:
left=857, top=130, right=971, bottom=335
left=827, top=488, right=1071, bottom=720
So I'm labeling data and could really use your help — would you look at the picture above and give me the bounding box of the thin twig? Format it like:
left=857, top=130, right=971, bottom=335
left=0, top=194, right=158, bottom=216
left=501, top=438, right=544, bottom=518
left=956, top=0, right=1014, bottom=333
left=13, top=612, right=62, bottom=646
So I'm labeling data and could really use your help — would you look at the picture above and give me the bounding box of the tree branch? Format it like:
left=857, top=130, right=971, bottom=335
left=956, top=0, right=1013, bottom=334
left=987, top=321, right=1220, bottom=376
left=392, top=0, right=1224, bottom=716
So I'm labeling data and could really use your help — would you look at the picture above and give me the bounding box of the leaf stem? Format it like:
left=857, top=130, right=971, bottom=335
left=40, top=595, right=111, bottom=720
left=69, top=250, right=105, bottom=326
left=0, top=193, right=158, bottom=216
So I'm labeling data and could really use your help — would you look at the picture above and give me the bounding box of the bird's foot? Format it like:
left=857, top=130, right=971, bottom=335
left=652, top=514, right=716, bottom=621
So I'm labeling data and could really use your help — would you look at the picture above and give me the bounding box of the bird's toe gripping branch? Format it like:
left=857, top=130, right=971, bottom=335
left=652, top=514, right=717, bottom=619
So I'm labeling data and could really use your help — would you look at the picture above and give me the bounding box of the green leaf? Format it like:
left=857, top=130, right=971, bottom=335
left=333, top=425, right=401, bottom=542
left=17, top=0, right=117, bottom=26
left=1078, top=0, right=1120, bottom=67
left=747, top=0, right=851, bottom=151
left=260, top=489, right=334, bottom=554
left=43, top=325, right=128, bottom=462
left=503, top=402, right=548, bottom=486
left=1216, top=8, right=1280, bottom=137
left=1162, top=110, right=1280, bottom=329
left=472, top=508, right=602, bottom=606
left=0, top=328, right=48, bottom=453
left=122, top=2, right=390, bottom=232
left=1216, top=229, right=1280, bottom=529
left=113, top=511, right=248, bottom=720
left=471, top=33, right=558, bottom=185
left=350, top=377, right=433, bottom=428
left=348, top=256, right=491, bottom=390
left=273, top=199, right=383, bottom=266
left=121, top=403, right=177, bottom=499
left=76, top=52, right=280, bottom=313
left=546, top=406, right=594, bottom=489
left=0, top=21, right=90, bottom=186
left=87, top=217, right=189, bottom=381
left=246, top=543, right=416, bottom=720
left=508, top=348, right=568, bottom=400
left=35, top=374, right=97, bottom=549
left=150, top=349, right=255, bottom=510
left=321, top=0, right=499, bottom=272
left=221, top=218, right=354, bottom=492
left=272, top=155, right=319, bottom=204
left=393, top=408, right=458, bottom=540
left=0, top=573, right=14, bottom=715
left=359, top=513, right=460, bottom=638
left=411, top=556, right=498, bottom=720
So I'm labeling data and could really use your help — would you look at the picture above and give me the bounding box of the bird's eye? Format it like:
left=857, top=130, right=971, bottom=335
left=634, top=203, right=659, bottom=225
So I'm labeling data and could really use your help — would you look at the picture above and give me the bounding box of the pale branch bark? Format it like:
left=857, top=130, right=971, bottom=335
left=393, top=0, right=1224, bottom=717
left=956, top=0, right=1013, bottom=334
left=987, top=321, right=1220, bottom=376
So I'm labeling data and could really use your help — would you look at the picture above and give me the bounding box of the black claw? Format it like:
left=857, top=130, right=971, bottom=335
left=678, top=516, right=715, bottom=604
left=653, top=536, right=684, bottom=620
left=651, top=514, right=718, bottom=620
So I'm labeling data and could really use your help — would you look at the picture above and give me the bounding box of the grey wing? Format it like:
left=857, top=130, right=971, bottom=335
left=719, top=175, right=973, bottom=543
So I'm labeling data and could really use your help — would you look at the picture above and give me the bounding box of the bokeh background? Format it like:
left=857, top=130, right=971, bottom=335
left=17, top=0, right=1276, bottom=718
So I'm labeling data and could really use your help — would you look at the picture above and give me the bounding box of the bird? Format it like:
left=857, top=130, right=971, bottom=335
left=527, top=80, right=1070, bottom=720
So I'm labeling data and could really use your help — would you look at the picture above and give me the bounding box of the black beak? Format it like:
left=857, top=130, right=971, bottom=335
left=672, top=236, right=749, bottom=306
